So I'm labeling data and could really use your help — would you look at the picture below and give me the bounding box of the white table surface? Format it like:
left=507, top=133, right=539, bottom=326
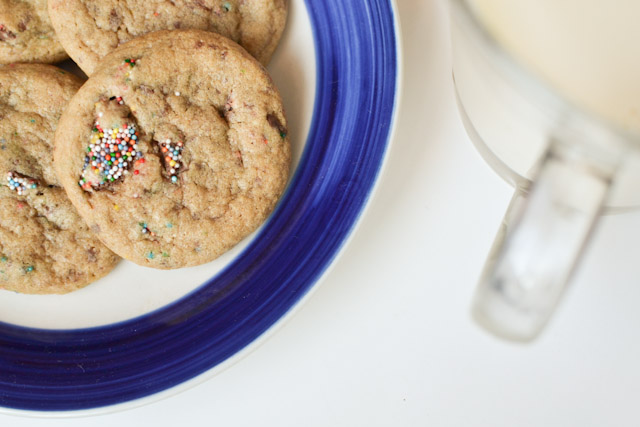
left=4, top=1, right=640, bottom=425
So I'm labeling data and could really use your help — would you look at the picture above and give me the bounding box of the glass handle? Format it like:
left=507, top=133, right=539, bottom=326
left=472, top=139, right=620, bottom=341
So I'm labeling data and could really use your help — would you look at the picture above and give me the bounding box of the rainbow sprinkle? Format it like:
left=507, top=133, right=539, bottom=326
left=79, top=106, right=143, bottom=190
left=159, top=139, right=183, bottom=183
left=7, top=172, right=37, bottom=195
left=139, top=222, right=155, bottom=236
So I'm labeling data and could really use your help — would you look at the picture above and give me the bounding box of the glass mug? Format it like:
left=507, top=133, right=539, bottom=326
left=450, top=0, right=640, bottom=341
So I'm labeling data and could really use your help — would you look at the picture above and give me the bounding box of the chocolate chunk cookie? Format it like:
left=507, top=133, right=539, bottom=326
left=54, top=30, right=291, bottom=269
left=0, top=64, right=119, bottom=294
left=0, top=0, right=67, bottom=64
left=48, top=0, right=287, bottom=75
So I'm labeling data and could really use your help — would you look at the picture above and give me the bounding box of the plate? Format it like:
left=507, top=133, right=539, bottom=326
left=0, top=0, right=398, bottom=413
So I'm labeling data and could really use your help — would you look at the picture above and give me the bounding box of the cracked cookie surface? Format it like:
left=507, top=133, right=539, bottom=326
left=0, top=64, right=119, bottom=294
left=48, top=0, right=287, bottom=75
left=0, top=0, right=67, bottom=64
left=54, top=30, right=291, bottom=269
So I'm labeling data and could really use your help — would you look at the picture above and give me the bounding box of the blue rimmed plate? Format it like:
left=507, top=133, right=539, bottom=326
left=0, top=0, right=398, bottom=413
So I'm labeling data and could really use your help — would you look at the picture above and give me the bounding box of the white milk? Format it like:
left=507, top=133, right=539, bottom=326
left=467, top=0, right=640, bottom=134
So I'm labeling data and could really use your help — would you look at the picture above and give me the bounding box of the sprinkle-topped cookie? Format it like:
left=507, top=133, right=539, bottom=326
left=0, top=64, right=120, bottom=294
left=54, top=30, right=291, bottom=269
left=48, top=0, right=288, bottom=75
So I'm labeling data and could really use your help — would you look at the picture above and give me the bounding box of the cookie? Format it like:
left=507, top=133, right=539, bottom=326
left=0, top=64, right=120, bottom=294
left=53, top=30, right=291, bottom=269
left=0, top=0, right=68, bottom=64
left=48, top=0, right=287, bottom=75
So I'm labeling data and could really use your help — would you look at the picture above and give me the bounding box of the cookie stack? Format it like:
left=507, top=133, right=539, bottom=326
left=0, top=0, right=291, bottom=293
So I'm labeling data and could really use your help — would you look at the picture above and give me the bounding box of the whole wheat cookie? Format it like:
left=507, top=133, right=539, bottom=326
left=0, top=0, right=68, bottom=64
left=0, top=64, right=119, bottom=294
left=48, top=0, right=287, bottom=75
left=54, top=30, right=291, bottom=269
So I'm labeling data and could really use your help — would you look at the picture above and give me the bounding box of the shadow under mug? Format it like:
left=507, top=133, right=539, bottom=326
left=450, top=0, right=640, bottom=341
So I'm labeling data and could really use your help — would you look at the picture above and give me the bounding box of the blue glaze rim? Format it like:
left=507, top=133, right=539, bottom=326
left=0, top=0, right=398, bottom=412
